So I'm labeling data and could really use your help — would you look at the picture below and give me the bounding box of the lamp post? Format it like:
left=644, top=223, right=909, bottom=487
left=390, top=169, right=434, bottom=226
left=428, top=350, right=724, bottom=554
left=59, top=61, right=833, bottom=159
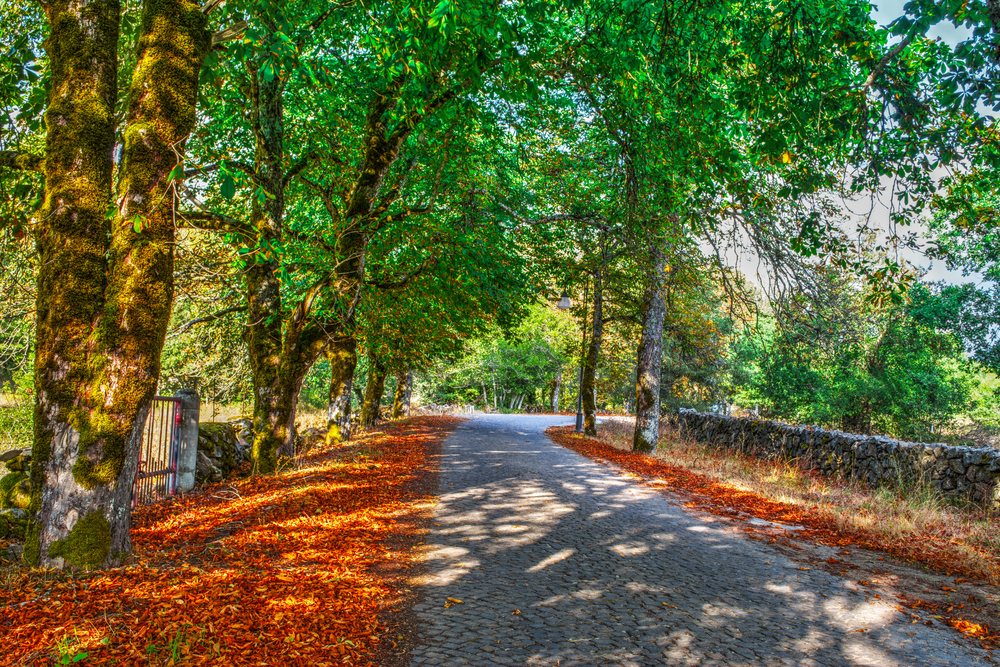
left=556, top=285, right=587, bottom=433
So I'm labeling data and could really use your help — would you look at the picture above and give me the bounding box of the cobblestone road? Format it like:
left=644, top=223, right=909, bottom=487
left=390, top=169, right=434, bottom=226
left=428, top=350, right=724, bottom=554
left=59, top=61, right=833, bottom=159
left=408, top=415, right=991, bottom=666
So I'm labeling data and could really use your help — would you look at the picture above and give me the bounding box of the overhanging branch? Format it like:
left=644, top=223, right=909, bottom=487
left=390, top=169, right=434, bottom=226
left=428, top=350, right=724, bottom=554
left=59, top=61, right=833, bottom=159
left=168, top=305, right=247, bottom=338
left=212, top=20, right=249, bottom=47
left=0, top=151, right=43, bottom=172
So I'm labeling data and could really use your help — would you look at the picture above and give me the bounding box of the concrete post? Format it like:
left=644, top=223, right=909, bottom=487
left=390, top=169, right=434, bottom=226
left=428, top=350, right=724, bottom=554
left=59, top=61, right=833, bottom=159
left=175, top=388, right=200, bottom=493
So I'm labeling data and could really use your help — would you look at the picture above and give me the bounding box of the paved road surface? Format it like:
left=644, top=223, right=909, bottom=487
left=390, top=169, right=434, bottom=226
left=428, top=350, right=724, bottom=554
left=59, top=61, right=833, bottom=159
left=408, top=414, right=990, bottom=666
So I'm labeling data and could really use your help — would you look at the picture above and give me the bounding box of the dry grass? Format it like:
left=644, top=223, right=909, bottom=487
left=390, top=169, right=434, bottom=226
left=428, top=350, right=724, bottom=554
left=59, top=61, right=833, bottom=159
left=296, top=406, right=327, bottom=431
left=198, top=404, right=325, bottom=430
left=597, top=417, right=1000, bottom=580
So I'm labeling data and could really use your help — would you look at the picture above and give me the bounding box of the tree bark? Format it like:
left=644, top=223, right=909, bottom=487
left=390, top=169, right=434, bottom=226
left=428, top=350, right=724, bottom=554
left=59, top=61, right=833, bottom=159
left=391, top=369, right=411, bottom=419
left=360, top=355, right=389, bottom=428
left=552, top=368, right=562, bottom=412
left=27, top=0, right=211, bottom=569
left=633, top=249, right=668, bottom=453
left=583, top=268, right=604, bottom=435
left=243, top=64, right=292, bottom=474
left=326, top=336, right=358, bottom=443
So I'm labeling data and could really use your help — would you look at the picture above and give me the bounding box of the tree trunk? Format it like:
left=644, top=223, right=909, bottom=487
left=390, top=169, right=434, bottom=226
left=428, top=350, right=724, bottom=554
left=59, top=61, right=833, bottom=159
left=552, top=368, right=562, bottom=412
left=326, top=336, right=358, bottom=443
left=583, top=268, right=604, bottom=436
left=26, top=0, right=211, bottom=570
left=274, top=309, right=327, bottom=461
left=241, top=63, right=325, bottom=470
left=361, top=355, right=388, bottom=428
left=391, top=369, right=412, bottom=419
left=243, top=63, right=292, bottom=474
left=324, top=227, right=367, bottom=441
left=633, top=249, right=668, bottom=453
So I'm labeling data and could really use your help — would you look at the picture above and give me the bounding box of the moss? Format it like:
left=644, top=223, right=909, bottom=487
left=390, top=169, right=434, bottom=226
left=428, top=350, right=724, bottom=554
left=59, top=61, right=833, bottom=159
left=47, top=511, right=111, bottom=570
left=361, top=356, right=388, bottom=429
left=326, top=337, right=358, bottom=444
left=251, top=430, right=281, bottom=475
left=0, top=471, right=28, bottom=509
left=326, top=423, right=347, bottom=444
left=22, top=520, right=40, bottom=565
left=0, top=513, right=27, bottom=540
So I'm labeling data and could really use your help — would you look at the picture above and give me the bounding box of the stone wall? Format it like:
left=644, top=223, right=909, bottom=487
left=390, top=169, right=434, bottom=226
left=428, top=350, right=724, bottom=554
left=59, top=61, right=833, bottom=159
left=676, top=409, right=1000, bottom=505
left=196, top=420, right=251, bottom=483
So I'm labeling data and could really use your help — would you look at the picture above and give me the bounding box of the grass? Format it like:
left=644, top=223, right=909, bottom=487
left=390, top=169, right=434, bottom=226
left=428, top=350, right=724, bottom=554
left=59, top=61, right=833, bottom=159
left=0, top=393, right=31, bottom=456
left=595, top=417, right=1000, bottom=583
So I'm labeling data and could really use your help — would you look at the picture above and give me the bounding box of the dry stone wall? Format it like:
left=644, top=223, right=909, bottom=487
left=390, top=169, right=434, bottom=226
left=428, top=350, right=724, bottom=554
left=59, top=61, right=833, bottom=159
left=677, top=409, right=1000, bottom=505
left=196, top=420, right=251, bottom=483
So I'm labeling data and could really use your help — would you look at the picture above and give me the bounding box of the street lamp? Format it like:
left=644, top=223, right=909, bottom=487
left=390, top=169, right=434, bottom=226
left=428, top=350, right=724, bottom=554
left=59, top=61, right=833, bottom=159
left=555, top=287, right=586, bottom=433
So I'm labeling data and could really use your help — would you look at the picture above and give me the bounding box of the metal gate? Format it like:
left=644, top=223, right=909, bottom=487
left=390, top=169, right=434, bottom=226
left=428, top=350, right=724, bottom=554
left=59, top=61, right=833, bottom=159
left=133, top=396, right=182, bottom=507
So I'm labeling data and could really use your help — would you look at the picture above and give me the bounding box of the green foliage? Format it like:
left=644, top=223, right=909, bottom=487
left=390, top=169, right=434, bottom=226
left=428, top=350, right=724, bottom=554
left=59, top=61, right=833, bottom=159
left=908, top=281, right=1000, bottom=374
left=731, top=274, right=988, bottom=441
left=420, top=304, right=577, bottom=409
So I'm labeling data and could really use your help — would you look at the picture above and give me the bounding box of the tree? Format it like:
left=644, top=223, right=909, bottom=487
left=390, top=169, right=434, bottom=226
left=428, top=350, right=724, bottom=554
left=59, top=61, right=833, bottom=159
left=0, top=0, right=255, bottom=570
left=731, top=268, right=979, bottom=440
left=178, top=0, right=584, bottom=465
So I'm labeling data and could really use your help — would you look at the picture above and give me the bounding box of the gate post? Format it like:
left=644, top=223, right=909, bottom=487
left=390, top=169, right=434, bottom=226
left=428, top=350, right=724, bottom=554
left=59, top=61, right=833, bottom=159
left=175, top=388, right=200, bottom=493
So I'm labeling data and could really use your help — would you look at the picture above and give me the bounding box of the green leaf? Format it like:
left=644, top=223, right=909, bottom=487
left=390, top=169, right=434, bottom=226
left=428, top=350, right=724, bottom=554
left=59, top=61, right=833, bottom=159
left=221, top=174, right=236, bottom=200
left=167, top=163, right=185, bottom=184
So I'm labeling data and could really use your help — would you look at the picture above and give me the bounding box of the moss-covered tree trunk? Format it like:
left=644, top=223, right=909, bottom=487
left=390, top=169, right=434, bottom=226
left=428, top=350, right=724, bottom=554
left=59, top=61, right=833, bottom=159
left=27, top=0, right=210, bottom=569
left=632, top=249, right=668, bottom=453
left=325, top=336, right=358, bottom=444
left=582, top=268, right=604, bottom=436
left=242, top=65, right=295, bottom=474
left=360, top=355, right=388, bottom=429
left=391, top=370, right=411, bottom=419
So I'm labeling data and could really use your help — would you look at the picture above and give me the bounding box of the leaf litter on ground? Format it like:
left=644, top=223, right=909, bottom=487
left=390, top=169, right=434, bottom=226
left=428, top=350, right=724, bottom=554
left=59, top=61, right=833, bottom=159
left=0, top=416, right=463, bottom=666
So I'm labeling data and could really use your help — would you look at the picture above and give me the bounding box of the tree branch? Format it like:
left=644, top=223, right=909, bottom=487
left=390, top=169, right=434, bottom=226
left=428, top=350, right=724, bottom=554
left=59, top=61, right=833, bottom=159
left=286, top=227, right=337, bottom=255
left=283, top=149, right=317, bottom=188
left=167, top=305, right=247, bottom=338
left=0, top=150, right=43, bottom=172
left=185, top=160, right=260, bottom=185
left=364, top=254, right=436, bottom=290
left=212, top=20, right=249, bottom=47
left=860, top=34, right=915, bottom=92
left=179, top=209, right=254, bottom=237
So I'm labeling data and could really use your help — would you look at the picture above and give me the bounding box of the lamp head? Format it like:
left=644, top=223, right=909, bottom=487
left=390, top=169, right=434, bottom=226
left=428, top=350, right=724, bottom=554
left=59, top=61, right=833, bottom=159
left=556, top=290, right=572, bottom=309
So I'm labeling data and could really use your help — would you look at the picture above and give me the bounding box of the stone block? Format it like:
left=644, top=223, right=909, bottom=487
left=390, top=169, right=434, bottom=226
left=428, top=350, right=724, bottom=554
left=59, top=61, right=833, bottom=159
left=964, top=449, right=986, bottom=466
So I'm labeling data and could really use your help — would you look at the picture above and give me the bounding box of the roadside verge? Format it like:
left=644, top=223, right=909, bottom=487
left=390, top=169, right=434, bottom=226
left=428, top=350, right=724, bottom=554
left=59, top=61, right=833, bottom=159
left=546, top=424, right=1000, bottom=653
left=1, top=416, right=461, bottom=667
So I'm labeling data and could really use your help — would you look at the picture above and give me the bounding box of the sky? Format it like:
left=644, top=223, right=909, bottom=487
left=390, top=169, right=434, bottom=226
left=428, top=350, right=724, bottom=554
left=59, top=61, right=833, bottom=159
left=866, top=0, right=986, bottom=286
